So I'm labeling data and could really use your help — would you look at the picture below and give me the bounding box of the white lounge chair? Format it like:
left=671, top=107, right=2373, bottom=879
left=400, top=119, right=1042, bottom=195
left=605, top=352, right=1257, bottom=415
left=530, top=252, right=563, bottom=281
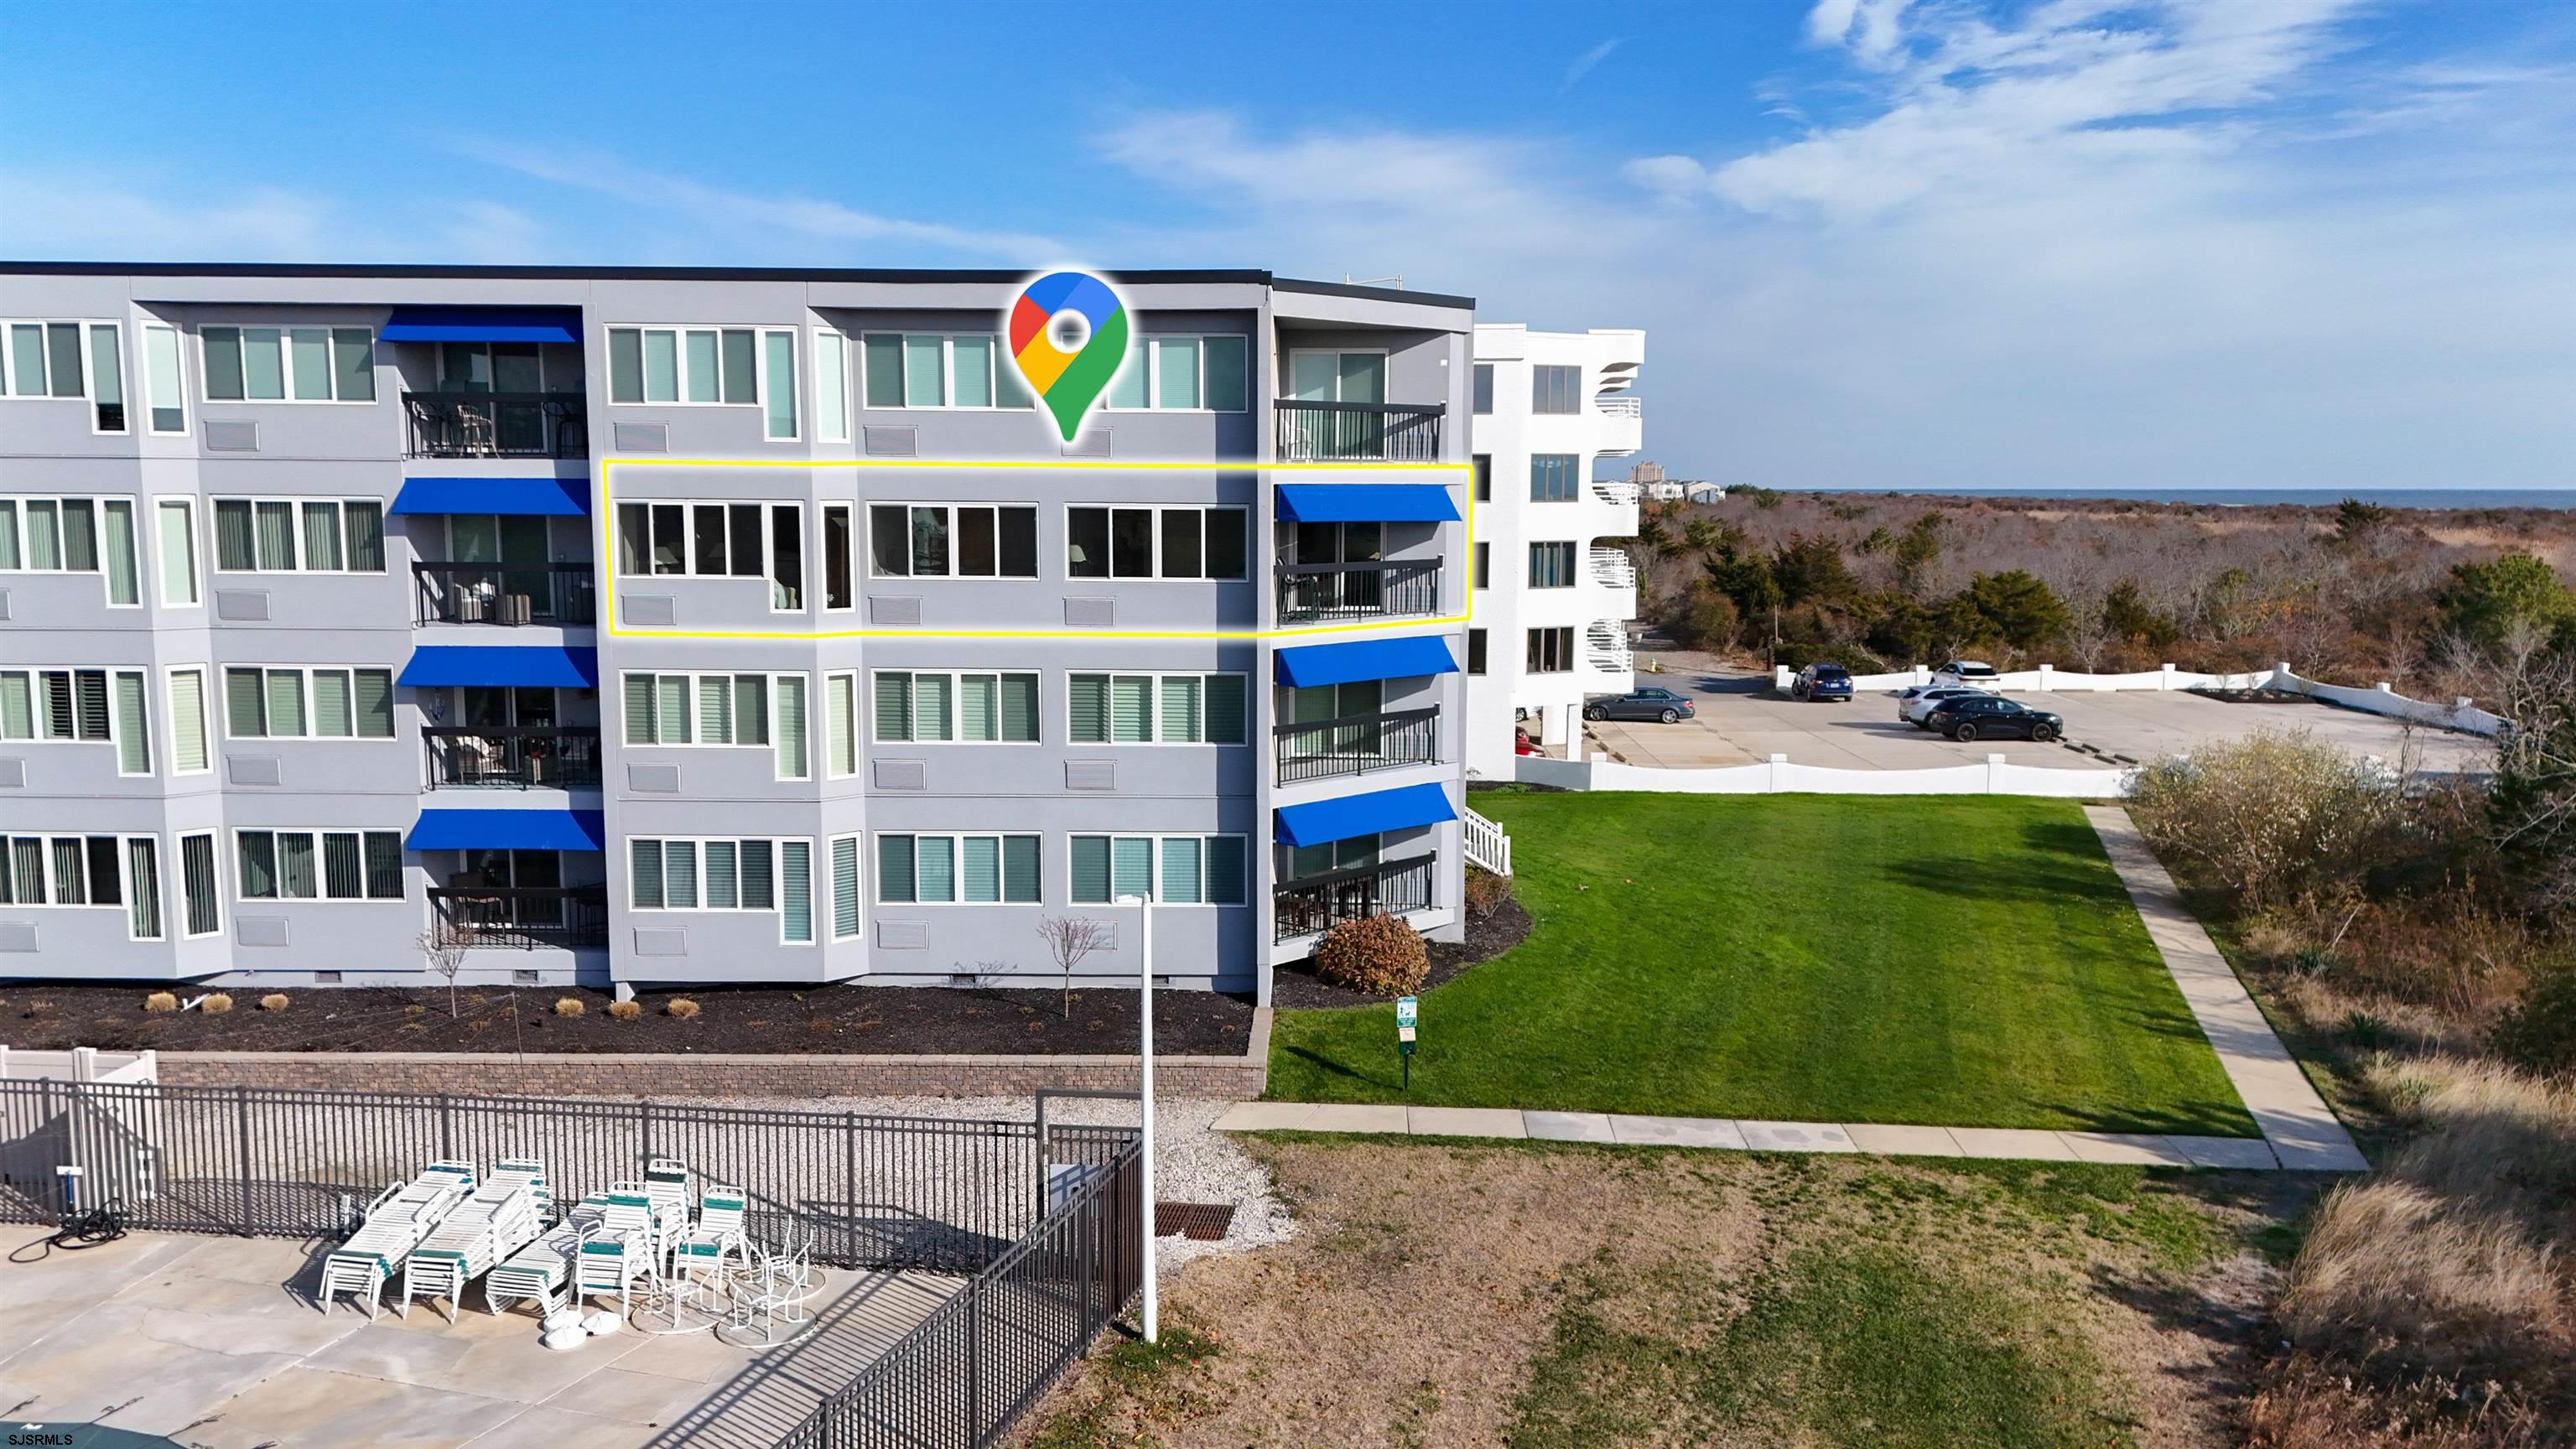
left=399, top=1161, right=547, bottom=1322
left=317, top=1162, right=474, bottom=1318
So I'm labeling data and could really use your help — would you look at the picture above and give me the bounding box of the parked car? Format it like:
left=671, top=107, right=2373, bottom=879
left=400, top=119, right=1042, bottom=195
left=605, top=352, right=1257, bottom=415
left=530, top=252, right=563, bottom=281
left=1923, top=694, right=2064, bottom=742
left=1895, top=684, right=1991, bottom=727
left=1582, top=687, right=1696, bottom=724
left=1932, top=660, right=2002, bottom=689
left=1790, top=664, right=1854, bottom=702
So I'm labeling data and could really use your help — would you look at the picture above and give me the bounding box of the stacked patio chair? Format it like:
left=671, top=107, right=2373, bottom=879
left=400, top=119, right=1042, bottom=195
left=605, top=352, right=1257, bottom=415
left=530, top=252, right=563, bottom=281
left=316, top=1160, right=476, bottom=1319
left=486, top=1191, right=603, bottom=1317
left=398, top=1160, right=549, bottom=1322
left=576, top=1184, right=662, bottom=1317
left=673, top=1183, right=750, bottom=1277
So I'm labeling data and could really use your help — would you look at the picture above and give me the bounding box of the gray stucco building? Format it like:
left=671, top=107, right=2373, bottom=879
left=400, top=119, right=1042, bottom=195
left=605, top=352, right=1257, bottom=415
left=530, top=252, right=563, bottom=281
left=0, top=263, right=1491, bottom=1004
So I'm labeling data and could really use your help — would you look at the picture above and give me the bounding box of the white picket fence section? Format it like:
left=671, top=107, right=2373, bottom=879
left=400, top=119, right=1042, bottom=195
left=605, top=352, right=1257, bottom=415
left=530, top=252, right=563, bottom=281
left=1516, top=752, right=2131, bottom=797
left=1461, top=806, right=1514, bottom=875
left=1768, top=662, right=2506, bottom=739
left=0, top=1046, right=158, bottom=1084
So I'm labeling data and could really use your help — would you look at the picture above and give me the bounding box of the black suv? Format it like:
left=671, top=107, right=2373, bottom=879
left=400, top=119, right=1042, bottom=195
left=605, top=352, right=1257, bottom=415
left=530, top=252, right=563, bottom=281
left=1921, top=694, right=2064, bottom=742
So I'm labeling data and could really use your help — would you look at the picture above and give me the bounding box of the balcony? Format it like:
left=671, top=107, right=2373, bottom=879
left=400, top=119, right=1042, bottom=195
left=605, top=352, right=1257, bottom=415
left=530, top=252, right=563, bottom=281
left=1587, top=621, right=1634, bottom=675
left=414, top=563, right=596, bottom=626
left=1275, top=559, right=1441, bottom=624
left=1590, top=480, right=1642, bottom=506
left=1274, top=401, right=1445, bottom=462
left=428, top=885, right=609, bottom=950
left=1588, top=546, right=1636, bottom=591
left=1275, top=707, right=1439, bottom=785
left=1597, top=395, right=1643, bottom=457
left=1275, top=855, right=1436, bottom=943
left=423, top=727, right=603, bottom=790
left=403, top=392, right=589, bottom=460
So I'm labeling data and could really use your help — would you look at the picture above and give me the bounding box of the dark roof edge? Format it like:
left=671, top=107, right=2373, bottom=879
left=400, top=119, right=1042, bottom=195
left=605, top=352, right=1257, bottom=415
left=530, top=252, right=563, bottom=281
left=2, top=262, right=1471, bottom=306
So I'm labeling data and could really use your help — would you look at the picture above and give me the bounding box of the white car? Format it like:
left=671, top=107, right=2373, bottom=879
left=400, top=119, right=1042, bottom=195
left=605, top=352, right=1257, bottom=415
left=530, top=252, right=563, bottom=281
left=1931, top=660, right=2002, bottom=690
left=1896, top=685, right=1992, bottom=727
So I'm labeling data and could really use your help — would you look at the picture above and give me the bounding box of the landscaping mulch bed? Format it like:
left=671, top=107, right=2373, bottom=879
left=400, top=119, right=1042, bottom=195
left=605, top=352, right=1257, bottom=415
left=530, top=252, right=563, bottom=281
left=1268, top=896, right=1532, bottom=1010
left=0, top=981, right=1256, bottom=1057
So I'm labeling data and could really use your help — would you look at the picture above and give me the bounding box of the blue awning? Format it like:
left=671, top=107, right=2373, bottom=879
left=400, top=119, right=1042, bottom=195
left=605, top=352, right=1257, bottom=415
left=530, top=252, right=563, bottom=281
left=390, top=476, right=589, bottom=517
left=1275, top=635, right=1458, bottom=688
left=408, top=808, right=605, bottom=852
left=398, top=646, right=597, bottom=688
left=1275, top=783, right=1457, bottom=849
left=1275, top=483, right=1460, bottom=523
left=380, top=306, right=584, bottom=345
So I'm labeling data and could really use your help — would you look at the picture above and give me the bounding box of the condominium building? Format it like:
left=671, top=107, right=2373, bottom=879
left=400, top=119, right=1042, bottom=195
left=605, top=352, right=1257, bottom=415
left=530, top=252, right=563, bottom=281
left=1461, top=324, right=1645, bottom=777
left=0, top=263, right=1494, bottom=1005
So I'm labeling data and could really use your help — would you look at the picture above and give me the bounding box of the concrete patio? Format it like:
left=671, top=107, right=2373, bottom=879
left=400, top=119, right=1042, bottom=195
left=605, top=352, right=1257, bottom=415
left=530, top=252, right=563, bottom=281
left=0, top=1228, right=958, bottom=1448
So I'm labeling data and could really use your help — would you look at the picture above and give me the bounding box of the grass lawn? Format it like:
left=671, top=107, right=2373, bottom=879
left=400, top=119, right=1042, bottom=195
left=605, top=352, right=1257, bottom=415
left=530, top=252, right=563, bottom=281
left=1266, top=792, right=2257, bottom=1135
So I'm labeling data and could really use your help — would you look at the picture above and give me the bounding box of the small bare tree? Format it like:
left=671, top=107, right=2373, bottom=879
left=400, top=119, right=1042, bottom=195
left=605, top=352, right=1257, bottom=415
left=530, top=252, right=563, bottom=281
left=418, top=927, right=470, bottom=1019
left=1036, top=916, right=1114, bottom=1020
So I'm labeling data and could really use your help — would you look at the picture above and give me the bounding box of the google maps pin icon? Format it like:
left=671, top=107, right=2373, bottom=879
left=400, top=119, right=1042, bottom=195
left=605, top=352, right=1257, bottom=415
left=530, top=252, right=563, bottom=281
left=1009, top=272, right=1130, bottom=442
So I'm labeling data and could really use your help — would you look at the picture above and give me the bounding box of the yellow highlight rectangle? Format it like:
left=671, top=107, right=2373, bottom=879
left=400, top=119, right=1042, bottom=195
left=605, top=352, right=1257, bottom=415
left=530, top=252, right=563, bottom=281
left=599, top=457, right=1477, bottom=641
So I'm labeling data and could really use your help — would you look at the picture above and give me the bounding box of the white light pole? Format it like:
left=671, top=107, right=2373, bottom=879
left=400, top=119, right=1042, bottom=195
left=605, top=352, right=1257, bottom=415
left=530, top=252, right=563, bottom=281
left=1117, top=891, right=1158, bottom=1343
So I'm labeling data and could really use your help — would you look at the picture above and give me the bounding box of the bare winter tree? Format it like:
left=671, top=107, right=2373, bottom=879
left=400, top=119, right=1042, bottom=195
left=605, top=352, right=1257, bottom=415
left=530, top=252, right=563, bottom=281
left=1036, top=916, right=1114, bottom=1020
left=418, top=927, right=470, bottom=1019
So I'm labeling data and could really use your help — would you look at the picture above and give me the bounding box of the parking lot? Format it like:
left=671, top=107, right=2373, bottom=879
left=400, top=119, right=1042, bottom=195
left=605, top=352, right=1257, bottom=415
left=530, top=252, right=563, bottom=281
left=1582, top=661, right=2494, bottom=775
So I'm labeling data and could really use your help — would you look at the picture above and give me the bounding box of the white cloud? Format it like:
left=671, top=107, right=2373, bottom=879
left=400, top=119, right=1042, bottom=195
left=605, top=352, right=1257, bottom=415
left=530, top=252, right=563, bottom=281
left=0, top=170, right=364, bottom=262
left=1563, top=38, right=1623, bottom=92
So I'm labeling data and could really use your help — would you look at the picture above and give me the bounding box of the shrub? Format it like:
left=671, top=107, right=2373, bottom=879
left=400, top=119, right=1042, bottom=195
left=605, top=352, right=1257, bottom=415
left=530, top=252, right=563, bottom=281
left=1312, top=915, right=1428, bottom=997
left=2127, top=728, right=2403, bottom=909
left=200, top=993, right=233, bottom=1015
left=1463, top=866, right=1514, bottom=922
left=258, top=994, right=288, bottom=1012
left=666, top=998, right=701, bottom=1020
left=2493, top=954, right=2576, bottom=1078
left=143, top=992, right=179, bottom=1013
left=553, top=996, right=584, bottom=1017
left=606, top=999, right=642, bottom=1021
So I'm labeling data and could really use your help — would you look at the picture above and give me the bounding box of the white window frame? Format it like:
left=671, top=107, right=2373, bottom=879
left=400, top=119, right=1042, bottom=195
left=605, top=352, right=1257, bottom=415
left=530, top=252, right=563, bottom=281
left=3, top=667, right=135, bottom=751
left=167, top=666, right=212, bottom=776
left=177, top=831, right=223, bottom=937
left=1062, top=504, right=1249, bottom=583
left=0, top=834, right=163, bottom=919
left=154, top=496, right=201, bottom=605
left=1066, top=833, right=1249, bottom=906
left=856, top=331, right=1033, bottom=412
left=601, top=325, right=775, bottom=408
left=865, top=502, right=1042, bottom=580
left=1, top=319, right=127, bottom=433
left=610, top=498, right=785, bottom=579
left=1064, top=671, right=1249, bottom=745
left=206, top=496, right=387, bottom=575
left=821, top=502, right=856, bottom=610
left=828, top=833, right=864, bottom=941
left=759, top=327, right=800, bottom=442
left=618, top=671, right=778, bottom=750
left=1529, top=540, right=1577, bottom=589
left=1103, top=333, right=1251, bottom=413
left=625, top=836, right=787, bottom=917
left=0, top=496, right=99, bottom=575
left=219, top=665, right=398, bottom=741
left=813, top=331, right=850, bottom=443
left=824, top=672, right=860, bottom=777
left=143, top=321, right=189, bottom=434
left=872, top=831, right=1043, bottom=906
left=228, top=827, right=407, bottom=903
left=196, top=325, right=376, bottom=403
left=868, top=669, right=1043, bottom=745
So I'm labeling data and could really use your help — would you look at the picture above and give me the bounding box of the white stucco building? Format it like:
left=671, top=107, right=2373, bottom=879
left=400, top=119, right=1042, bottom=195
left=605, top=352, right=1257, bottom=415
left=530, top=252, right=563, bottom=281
left=1462, top=324, right=1645, bottom=779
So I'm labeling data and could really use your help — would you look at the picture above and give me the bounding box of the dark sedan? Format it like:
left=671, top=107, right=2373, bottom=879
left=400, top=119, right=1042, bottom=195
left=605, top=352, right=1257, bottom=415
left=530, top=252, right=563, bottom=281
left=1922, top=694, right=2064, bottom=742
left=1582, top=687, right=1696, bottom=724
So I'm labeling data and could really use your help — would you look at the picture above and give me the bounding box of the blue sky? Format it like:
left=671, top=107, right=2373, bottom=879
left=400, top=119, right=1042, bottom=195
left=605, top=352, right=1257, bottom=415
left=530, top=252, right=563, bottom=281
left=5, top=0, right=2573, bottom=491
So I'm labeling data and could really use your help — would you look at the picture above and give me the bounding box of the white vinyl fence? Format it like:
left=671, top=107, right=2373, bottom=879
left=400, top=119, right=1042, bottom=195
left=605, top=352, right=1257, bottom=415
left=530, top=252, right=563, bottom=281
left=1771, top=662, right=2506, bottom=738
left=1517, top=752, right=2131, bottom=797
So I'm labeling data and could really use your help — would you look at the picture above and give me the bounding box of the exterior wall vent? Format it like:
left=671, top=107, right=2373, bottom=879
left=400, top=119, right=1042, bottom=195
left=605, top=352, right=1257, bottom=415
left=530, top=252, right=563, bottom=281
left=632, top=927, right=688, bottom=957
left=1063, top=596, right=1114, bottom=627
left=202, top=419, right=259, bottom=451
left=863, top=425, right=917, bottom=457
left=870, top=596, right=922, bottom=627
left=236, top=917, right=290, bottom=947
left=875, top=921, right=928, bottom=948
left=0, top=587, right=10, bottom=621
left=0, top=924, right=36, bottom=953
left=612, top=422, right=669, bottom=453
left=214, top=590, right=271, bottom=621
left=0, top=759, right=23, bottom=788
left=1062, top=431, right=1110, bottom=458
left=621, top=594, right=675, bottom=626
left=873, top=759, right=927, bottom=791
left=313, top=970, right=343, bottom=984
left=627, top=763, right=681, bottom=792
left=1065, top=760, right=1115, bottom=791
left=226, top=755, right=282, bottom=787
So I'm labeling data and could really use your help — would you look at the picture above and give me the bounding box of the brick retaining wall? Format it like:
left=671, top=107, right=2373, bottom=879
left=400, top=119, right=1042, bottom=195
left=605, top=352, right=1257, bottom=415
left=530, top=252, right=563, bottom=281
left=155, top=1010, right=1269, bottom=1101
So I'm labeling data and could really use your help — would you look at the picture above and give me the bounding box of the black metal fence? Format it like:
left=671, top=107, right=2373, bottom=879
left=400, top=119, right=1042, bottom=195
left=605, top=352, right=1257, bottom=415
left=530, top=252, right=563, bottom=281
left=1275, top=706, right=1441, bottom=785
left=423, top=726, right=605, bottom=790
left=1273, top=399, right=1445, bottom=461
left=414, top=561, right=598, bottom=626
left=428, top=885, right=612, bottom=949
left=403, top=390, right=589, bottom=459
left=1274, top=854, right=1437, bottom=942
left=1275, top=558, right=1442, bottom=622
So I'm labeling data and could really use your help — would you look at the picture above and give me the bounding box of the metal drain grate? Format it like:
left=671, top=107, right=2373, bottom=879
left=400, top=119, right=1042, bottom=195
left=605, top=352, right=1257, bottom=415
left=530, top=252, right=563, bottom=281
left=1156, top=1202, right=1236, bottom=1241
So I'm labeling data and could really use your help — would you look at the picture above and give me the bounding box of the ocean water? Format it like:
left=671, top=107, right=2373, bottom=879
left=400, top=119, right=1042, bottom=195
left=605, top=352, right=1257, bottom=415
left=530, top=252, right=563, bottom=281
left=1786, top=487, right=2574, bottom=511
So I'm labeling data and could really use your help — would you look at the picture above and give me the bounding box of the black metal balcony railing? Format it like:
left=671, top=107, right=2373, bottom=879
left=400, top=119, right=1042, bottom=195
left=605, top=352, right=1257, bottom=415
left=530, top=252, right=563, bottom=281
left=1276, top=559, right=1441, bottom=623
left=403, top=391, right=589, bottom=459
left=428, top=885, right=609, bottom=950
left=413, top=562, right=596, bottom=626
left=1274, top=400, right=1445, bottom=462
left=423, top=726, right=603, bottom=790
left=1275, top=855, right=1436, bottom=943
left=1275, top=707, right=1440, bottom=785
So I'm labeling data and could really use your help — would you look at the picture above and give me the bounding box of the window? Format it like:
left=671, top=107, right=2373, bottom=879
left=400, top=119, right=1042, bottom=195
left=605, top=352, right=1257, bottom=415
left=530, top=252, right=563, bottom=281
left=865, top=504, right=1040, bottom=579
left=1467, top=628, right=1488, bottom=675
left=3, top=320, right=128, bottom=431
left=1472, top=454, right=1491, bottom=501
left=1472, top=363, right=1493, bottom=415
left=1068, top=834, right=1246, bottom=906
left=762, top=329, right=798, bottom=439
left=1472, top=542, right=1489, bottom=589
left=0, top=497, right=142, bottom=605
left=859, top=333, right=1036, bottom=410
left=613, top=500, right=794, bottom=579
left=780, top=839, right=813, bottom=943
left=1285, top=351, right=1385, bottom=407
left=815, top=332, right=849, bottom=442
left=1288, top=832, right=1383, bottom=881
left=774, top=674, right=808, bottom=781
left=125, top=838, right=161, bottom=939
left=1530, top=454, right=1581, bottom=502
left=1532, top=364, right=1581, bottom=414
left=435, top=340, right=576, bottom=393
left=112, top=668, right=150, bottom=775
left=1527, top=626, right=1575, bottom=674
left=179, top=833, right=221, bottom=936
left=156, top=499, right=199, bottom=605
left=1065, top=506, right=1247, bottom=581
left=628, top=838, right=782, bottom=914
left=1529, top=542, right=1576, bottom=589
left=605, top=326, right=761, bottom=406
left=210, top=498, right=386, bottom=573
left=875, top=834, right=1041, bottom=904
left=144, top=323, right=186, bottom=433
left=0, top=834, right=164, bottom=917
left=619, top=673, right=773, bottom=747
left=4, top=667, right=126, bottom=747
left=1097, top=334, right=1248, bottom=412
left=872, top=671, right=1041, bottom=743
left=222, top=667, right=395, bottom=740
left=200, top=326, right=373, bottom=402
left=233, top=828, right=405, bottom=901
left=169, top=668, right=210, bottom=774
left=770, top=502, right=803, bottom=610
left=823, top=504, right=854, bottom=610
left=1067, top=673, right=1247, bottom=745
left=829, top=836, right=863, bottom=938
